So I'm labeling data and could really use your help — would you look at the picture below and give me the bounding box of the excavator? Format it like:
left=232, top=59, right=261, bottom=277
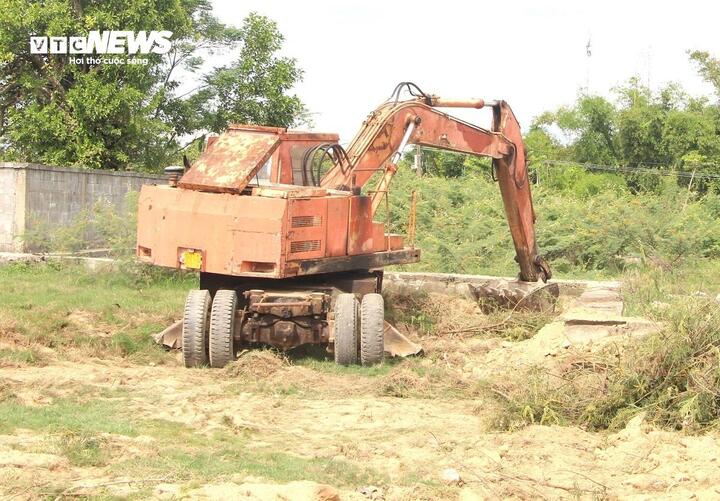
left=136, top=82, right=551, bottom=367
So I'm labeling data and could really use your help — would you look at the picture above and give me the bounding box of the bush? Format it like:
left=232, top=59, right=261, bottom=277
left=383, top=166, right=720, bottom=277
left=22, top=191, right=139, bottom=257
left=491, top=262, right=720, bottom=432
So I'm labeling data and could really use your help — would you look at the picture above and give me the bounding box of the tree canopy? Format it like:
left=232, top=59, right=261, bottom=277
left=408, top=51, right=720, bottom=191
left=526, top=52, right=720, bottom=183
left=0, top=0, right=305, bottom=171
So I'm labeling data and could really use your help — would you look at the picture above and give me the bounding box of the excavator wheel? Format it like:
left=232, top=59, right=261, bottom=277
left=209, top=289, right=237, bottom=368
left=182, top=289, right=211, bottom=368
left=333, top=293, right=358, bottom=365
left=360, top=293, right=384, bottom=366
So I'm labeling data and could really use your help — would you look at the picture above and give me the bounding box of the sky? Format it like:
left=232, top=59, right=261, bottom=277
left=211, top=0, right=719, bottom=143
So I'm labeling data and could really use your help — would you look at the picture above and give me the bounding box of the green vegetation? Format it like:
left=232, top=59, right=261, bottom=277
left=491, top=260, right=720, bottom=432
left=0, top=2, right=304, bottom=170
left=383, top=166, right=720, bottom=278
left=54, top=431, right=108, bottom=467
left=527, top=52, right=720, bottom=183
left=0, top=347, right=42, bottom=366
left=0, top=260, right=193, bottom=363
left=23, top=191, right=139, bottom=256
left=0, top=395, right=382, bottom=487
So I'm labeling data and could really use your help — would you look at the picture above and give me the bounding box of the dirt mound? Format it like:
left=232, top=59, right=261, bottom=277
left=377, top=368, right=428, bottom=398
left=225, top=350, right=289, bottom=379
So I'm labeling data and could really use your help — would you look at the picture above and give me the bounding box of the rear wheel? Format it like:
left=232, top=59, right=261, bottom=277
left=333, top=293, right=358, bottom=365
left=182, top=289, right=211, bottom=368
left=360, top=293, right=384, bottom=366
left=209, top=289, right=237, bottom=368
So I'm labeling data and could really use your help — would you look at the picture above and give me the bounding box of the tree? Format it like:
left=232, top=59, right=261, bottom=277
left=0, top=1, right=305, bottom=171
left=201, top=14, right=305, bottom=134
left=690, top=50, right=720, bottom=97
left=533, top=95, right=618, bottom=165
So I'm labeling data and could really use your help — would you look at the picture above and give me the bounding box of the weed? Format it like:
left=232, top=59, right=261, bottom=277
left=491, top=263, right=720, bottom=432
left=0, top=348, right=43, bottom=366
left=53, top=430, right=108, bottom=466
left=0, top=398, right=137, bottom=436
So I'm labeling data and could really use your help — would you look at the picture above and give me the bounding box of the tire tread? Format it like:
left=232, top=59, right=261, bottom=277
left=182, top=289, right=211, bottom=368
left=209, top=289, right=237, bottom=368
left=360, top=293, right=384, bottom=366
left=334, top=293, right=358, bottom=365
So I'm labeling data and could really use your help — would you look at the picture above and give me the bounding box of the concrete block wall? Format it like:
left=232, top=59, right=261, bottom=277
left=0, top=162, right=164, bottom=252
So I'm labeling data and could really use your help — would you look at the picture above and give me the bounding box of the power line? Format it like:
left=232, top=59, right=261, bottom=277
left=537, top=160, right=720, bottom=180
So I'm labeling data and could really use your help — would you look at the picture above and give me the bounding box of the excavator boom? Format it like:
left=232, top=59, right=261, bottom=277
left=321, top=83, right=551, bottom=282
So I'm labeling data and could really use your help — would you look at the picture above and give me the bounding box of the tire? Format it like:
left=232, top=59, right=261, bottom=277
left=333, top=293, right=358, bottom=365
left=360, top=293, right=384, bottom=366
left=209, top=289, right=237, bottom=368
left=182, top=289, right=211, bottom=368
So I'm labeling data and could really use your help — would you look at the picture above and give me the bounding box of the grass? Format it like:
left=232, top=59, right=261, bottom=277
left=0, top=393, right=385, bottom=488
left=54, top=430, right=109, bottom=466
left=293, top=356, right=399, bottom=377
left=0, top=347, right=43, bottom=366
left=490, top=259, right=720, bottom=432
left=0, top=261, right=194, bottom=362
left=114, top=446, right=380, bottom=487
left=0, top=398, right=137, bottom=435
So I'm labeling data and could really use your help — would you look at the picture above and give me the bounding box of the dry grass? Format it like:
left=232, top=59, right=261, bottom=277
left=385, top=290, right=555, bottom=341
left=225, top=350, right=289, bottom=379
left=490, top=289, right=720, bottom=432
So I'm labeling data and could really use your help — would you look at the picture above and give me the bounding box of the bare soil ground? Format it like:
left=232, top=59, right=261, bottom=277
left=1, top=275, right=720, bottom=499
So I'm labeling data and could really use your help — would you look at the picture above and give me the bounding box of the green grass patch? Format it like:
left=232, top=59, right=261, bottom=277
left=0, top=395, right=384, bottom=487
left=0, top=397, right=137, bottom=436
left=0, top=348, right=43, bottom=366
left=293, top=357, right=398, bottom=377
left=53, top=430, right=109, bottom=466
left=112, top=445, right=381, bottom=487
left=0, top=261, right=194, bottom=361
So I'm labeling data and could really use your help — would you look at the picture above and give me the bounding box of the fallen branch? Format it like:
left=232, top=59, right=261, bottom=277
left=445, top=283, right=558, bottom=335
left=53, top=477, right=169, bottom=500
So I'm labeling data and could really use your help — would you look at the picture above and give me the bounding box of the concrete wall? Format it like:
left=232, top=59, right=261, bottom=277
left=0, top=166, right=25, bottom=252
left=0, top=162, right=164, bottom=252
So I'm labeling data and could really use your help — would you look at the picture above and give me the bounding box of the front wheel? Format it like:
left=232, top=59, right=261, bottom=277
left=182, top=289, right=211, bottom=368
left=333, top=293, right=358, bottom=365
left=360, top=293, right=384, bottom=366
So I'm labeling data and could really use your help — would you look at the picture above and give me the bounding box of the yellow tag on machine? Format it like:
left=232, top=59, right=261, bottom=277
left=181, top=250, right=203, bottom=270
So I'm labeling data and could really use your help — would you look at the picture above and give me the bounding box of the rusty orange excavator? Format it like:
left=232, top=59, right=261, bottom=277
left=137, top=82, right=551, bottom=368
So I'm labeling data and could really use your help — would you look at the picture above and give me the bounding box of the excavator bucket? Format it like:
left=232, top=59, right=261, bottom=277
left=383, top=321, right=423, bottom=357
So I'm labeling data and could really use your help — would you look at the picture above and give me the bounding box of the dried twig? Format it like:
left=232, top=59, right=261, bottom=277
left=53, top=477, right=169, bottom=500
left=445, top=283, right=558, bottom=335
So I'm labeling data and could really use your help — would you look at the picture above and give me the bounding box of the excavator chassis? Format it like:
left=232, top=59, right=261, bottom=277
left=202, top=269, right=382, bottom=352
left=168, top=269, right=422, bottom=368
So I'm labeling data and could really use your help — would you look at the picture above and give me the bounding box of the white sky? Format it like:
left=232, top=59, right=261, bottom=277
left=211, top=0, right=718, bottom=143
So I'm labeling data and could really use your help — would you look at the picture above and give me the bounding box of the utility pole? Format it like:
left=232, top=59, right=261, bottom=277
left=414, top=145, right=422, bottom=177
left=585, top=36, right=592, bottom=93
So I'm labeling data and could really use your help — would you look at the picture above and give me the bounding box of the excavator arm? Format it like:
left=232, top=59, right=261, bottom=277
left=320, top=83, right=551, bottom=282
